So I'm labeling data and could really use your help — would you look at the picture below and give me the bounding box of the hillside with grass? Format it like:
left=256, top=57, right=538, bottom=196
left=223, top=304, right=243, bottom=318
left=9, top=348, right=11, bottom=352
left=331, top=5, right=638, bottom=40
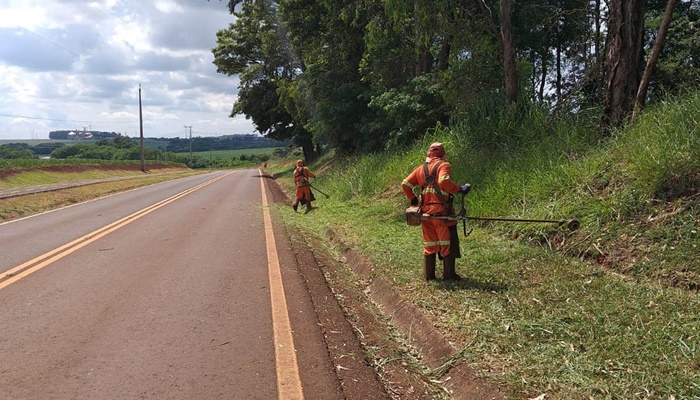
left=277, top=92, right=699, bottom=398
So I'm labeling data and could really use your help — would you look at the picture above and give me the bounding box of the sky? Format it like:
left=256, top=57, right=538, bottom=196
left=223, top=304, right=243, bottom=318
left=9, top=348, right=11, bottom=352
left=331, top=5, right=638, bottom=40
left=0, top=0, right=256, bottom=140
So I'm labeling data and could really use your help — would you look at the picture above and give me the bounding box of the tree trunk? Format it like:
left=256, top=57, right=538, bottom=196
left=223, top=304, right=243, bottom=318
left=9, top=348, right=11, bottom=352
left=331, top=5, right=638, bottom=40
left=437, top=36, right=452, bottom=71
left=556, top=40, right=562, bottom=101
left=294, top=127, right=316, bottom=163
left=594, top=0, right=603, bottom=88
left=414, top=0, right=433, bottom=76
left=539, top=50, right=548, bottom=102
left=594, top=0, right=602, bottom=97
left=500, top=0, right=518, bottom=105
left=632, top=0, right=679, bottom=122
left=601, top=0, right=646, bottom=131
left=416, top=46, right=433, bottom=76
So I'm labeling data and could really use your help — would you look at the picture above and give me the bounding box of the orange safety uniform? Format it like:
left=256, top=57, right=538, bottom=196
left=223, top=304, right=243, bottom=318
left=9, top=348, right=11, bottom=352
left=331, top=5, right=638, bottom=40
left=293, top=160, right=316, bottom=207
left=402, top=148, right=461, bottom=259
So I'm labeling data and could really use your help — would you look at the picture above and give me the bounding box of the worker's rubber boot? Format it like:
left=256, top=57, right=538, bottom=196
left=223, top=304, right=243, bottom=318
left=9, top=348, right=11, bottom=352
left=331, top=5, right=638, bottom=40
left=423, top=254, right=436, bottom=281
left=305, top=202, right=312, bottom=213
left=292, top=201, right=298, bottom=212
left=443, top=256, right=461, bottom=281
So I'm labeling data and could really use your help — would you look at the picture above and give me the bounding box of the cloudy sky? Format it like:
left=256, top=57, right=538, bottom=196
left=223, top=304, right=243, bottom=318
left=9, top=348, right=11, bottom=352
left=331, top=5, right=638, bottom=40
left=0, top=0, right=255, bottom=140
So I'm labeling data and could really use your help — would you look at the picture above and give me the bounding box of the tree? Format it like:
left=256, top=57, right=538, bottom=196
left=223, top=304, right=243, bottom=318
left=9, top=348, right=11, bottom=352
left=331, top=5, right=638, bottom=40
left=212, top=0, right=317, bottom=161
left=651, top=1, right=700, bottom=99
left=0, top=144, right=38, bottom=159
left=207, top=0, right=699, bottom=152
left=601, top=0, right=646, bottom=130
left=279, top=0, right=379, bottom=153
left=632, top=0, right=679, bottom=122
left=500, top=0, right=519, bottom=104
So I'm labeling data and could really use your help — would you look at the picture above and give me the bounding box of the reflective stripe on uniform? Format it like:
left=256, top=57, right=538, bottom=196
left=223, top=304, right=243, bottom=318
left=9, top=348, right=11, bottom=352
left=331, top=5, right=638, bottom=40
left=422, top=187, right=450, bottom=197
left=402, top=179, right=418, bottom=190
left=423, top=240, right=451, bottom=247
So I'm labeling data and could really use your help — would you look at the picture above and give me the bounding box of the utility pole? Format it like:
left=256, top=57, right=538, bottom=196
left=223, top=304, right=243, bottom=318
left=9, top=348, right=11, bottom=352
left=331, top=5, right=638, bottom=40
left=139, top=84, right=145, bottom=172
left=184, top=125, right=193, bottom=167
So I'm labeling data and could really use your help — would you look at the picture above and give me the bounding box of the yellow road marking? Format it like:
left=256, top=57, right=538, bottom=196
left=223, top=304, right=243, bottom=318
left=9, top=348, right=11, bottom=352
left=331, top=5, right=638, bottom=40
left=260, top=171, right=304, bottom=400
left=0, top=172, right=231, bottom=290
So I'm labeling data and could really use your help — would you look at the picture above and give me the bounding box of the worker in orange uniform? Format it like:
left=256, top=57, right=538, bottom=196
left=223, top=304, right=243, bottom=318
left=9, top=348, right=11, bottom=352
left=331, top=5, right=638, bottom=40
left=402, top=143, right=471, bottom=280
left=293, top=159, right=316, bottom=213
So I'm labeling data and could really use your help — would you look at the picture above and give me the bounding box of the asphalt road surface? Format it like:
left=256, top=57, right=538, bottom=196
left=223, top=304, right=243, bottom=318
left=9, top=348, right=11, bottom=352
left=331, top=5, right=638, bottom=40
left=0, top=169, right=387, bottom=400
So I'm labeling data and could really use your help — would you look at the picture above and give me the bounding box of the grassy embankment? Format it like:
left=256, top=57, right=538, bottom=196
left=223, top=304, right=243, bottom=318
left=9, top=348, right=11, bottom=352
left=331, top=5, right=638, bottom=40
left=0, top=160, right=204, bottom=222
left=275, top=93, right=699, bottom=399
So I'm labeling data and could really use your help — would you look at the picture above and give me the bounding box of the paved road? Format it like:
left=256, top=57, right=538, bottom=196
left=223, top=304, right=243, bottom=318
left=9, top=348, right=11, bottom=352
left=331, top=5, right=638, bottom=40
left=0, top=169, right=387, bottom=399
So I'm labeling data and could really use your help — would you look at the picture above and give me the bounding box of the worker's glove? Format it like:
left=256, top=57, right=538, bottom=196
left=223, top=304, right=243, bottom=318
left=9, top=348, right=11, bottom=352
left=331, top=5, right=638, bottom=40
left=410, top=197, right=419, bottom=206
left=459, top=184, right=471, bottom=194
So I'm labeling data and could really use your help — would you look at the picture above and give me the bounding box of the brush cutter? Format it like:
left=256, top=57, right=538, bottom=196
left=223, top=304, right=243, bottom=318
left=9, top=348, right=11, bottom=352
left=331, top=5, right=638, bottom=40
left=309, top=183, right=330, bottom=199
left=406, top=192, right=580, bottom=237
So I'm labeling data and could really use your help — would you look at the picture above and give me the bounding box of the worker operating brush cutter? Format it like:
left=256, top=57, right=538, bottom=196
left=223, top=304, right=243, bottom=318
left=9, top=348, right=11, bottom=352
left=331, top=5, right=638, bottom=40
left=403, top=144, right=580, bottom=282
left=292, top=159, right=316, bottom=213
left=402, top=143, right=471, bottom=281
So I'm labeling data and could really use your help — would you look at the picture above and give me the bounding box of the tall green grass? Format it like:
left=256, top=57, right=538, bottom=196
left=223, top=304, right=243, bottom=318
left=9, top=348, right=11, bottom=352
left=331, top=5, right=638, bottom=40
left=276, top=91, right=700, bottom=398
left=615, top=92, right=700, bottom=200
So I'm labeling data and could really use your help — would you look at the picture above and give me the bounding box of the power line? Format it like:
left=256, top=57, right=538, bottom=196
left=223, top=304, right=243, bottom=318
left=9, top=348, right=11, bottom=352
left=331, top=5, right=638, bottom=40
left=21, top=27, right=83, bottom=57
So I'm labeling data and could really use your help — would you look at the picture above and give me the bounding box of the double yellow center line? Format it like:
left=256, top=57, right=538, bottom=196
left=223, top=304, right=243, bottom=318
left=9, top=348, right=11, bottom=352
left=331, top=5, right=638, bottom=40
left=0, top=173, right=229, bottom=290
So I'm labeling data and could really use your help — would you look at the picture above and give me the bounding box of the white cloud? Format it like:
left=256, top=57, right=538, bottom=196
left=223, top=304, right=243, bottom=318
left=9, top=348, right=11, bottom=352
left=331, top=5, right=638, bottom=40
left=0, top=0, right=252, bottom=139
left=155, top=0, right=184, bottom=14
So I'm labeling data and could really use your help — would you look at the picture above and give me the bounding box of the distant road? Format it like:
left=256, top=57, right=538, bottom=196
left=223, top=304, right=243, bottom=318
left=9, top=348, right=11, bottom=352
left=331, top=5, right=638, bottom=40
left=0, top=169, right=386, bottom=399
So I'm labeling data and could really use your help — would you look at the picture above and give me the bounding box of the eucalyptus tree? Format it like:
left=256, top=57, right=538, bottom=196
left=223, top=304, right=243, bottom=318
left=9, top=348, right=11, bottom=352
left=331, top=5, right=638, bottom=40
left=633, top=0, right=680, bottom=122
left=601, top=0, right=646, bottom=130
left=644, top=0, right=700, bottom=101
left=501, top=0, right=519, bottom=104
left=513, top=0, right=591, bottom=106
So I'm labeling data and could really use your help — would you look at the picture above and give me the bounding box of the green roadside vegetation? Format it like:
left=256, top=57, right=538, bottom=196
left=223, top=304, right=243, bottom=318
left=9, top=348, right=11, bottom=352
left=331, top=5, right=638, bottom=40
left=178, top=147, right=278, bottom=159
left=175, top=147, right=284, bottom=166
left=272, top=92, right=699, bottom=399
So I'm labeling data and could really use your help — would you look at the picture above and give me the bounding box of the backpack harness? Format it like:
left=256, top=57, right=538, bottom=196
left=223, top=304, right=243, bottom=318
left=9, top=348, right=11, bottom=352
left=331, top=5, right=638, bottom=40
left=421, top=161, right=469, bottom=234
left=421, top=161, right=447, bottom=206
left=294, top=167, right=309, bottom=186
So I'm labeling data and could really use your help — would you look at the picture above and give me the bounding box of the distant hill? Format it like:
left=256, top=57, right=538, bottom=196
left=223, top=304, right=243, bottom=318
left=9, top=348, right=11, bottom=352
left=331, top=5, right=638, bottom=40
left=4, top=133, right=291, bottom=156
left=164, top=134, right=291, bottom=153
left=49, top=130, right=120, bottom=140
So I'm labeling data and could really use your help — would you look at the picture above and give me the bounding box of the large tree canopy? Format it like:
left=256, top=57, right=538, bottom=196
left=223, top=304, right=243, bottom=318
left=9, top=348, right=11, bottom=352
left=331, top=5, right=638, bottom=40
left=211, top=0, right=699, bottom=154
